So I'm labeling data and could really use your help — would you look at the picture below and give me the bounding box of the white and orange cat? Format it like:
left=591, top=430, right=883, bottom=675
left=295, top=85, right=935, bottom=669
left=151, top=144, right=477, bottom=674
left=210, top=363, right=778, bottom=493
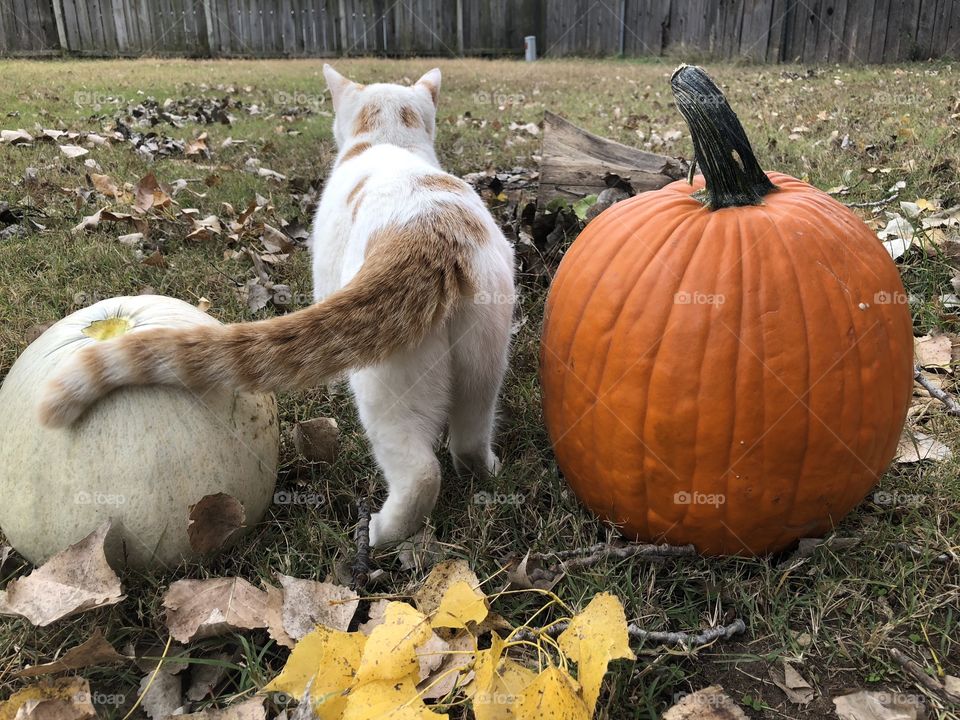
left=39, top=66, right=516, bottom=547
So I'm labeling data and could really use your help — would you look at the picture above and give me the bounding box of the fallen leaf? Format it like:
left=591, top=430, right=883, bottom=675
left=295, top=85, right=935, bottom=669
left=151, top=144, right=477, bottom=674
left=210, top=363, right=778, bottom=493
left=291, top=417, right=339, bottom=464
left=431, top=580, right=488, bottom=630
left=768, top=660, right=814, bottom=704
left=264, top=584, right=295, bottom=649
left=397, top=527, right=443, bottom=572
left=15, top=629, right=125, bottom=677
left=358, top=599, right=390, bottom=636
left=177, top=698, right=266, bottom=719
left=914, top=334, right=952, bottom=371
left=163, top=577, right=271, bottom=643
left=0, top=521, right=123, bottom=626
left=89, top=173, right=122, bottom=199
left=186, top=214, right=222, bottom=241
left=0, top=129, right=34, bottom=144
left=513, top=666, right=590, bottom=719
left=0, top=677, right=95, bottom=720
left=470, top=633, right=536, bottom=720
left=662, top=685, right=749, bottom=719
left=357, top=602, right=432, bottom=684
left=185, top=652, right=232, bottom=701
left=59, top=144, right=89, bottom=158
left=506, top=551, right=562, bottom=591
left=414, top=560, right=482, bottom=617
left=557, top=593, right=635, bottom=713
left=263, top=626, right=366, bottom=716
left=833, top=690, right=924, bottom=720
left=418, top=631, right=475, bottom=701
left=134, top=172, right=173, bottom=213
left=188, top=493, right=246, bottom=554
left=896, top=428, right=952, bottom=463
left=139, top=671, right=184, bottom=719
left=117, top=232, right=145, bottom=246
left=278, top=574, right=359, bottom=641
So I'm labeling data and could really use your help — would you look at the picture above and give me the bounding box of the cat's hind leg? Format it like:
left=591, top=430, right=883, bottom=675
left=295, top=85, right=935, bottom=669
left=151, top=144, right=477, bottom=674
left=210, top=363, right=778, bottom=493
left=349, top=330, right=451, bottom=546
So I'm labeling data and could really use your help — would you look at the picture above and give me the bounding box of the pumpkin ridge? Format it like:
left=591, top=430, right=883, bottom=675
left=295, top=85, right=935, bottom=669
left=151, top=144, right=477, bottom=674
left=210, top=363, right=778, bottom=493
left=758, top=205, right=815, bottom=550
left=635, top=211, right=715, bottom=541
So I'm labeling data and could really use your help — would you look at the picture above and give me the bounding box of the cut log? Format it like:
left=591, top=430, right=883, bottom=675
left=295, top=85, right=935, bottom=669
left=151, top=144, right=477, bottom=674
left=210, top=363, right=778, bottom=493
left=538, top=111, right=687, bottom=207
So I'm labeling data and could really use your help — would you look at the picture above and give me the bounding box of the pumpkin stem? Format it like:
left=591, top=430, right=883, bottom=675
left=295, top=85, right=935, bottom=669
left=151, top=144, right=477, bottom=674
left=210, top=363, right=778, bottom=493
left=671, top=65, right=776, bottom=209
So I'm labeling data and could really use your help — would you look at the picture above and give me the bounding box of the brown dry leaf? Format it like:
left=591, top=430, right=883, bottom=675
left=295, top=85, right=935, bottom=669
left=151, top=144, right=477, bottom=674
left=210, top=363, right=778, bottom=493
left=118, top=232, right=145, bottom=246
left=177, top=698, right=266, bottom=719
left=15, top=629, right=125, bottom=678
left=141, top=249, right=166, bottom=267
left=662, top=685, right=749, bottom=719
left=186, top=215, right=222, bottom=241
left=264, top=584, right=296, bottom=649
left=263, top=224, right=295, bottom=253
left=0, top=677, right=95, bottom=720
left=414, top=559, right=482, bottom=617
left=0, top=521, right=123, bottom=627
left=188, top=493, right=246, bottom=554
left=185, top=652, right=232, bottom=701
left=72, top=208, right=134, bottom=234
left=417, top=630, right=475, bottom=701
left=162, top=577, right=271, bottom=643
left=896, top=428, right=952, bottom=463
left=277, top=574, right=359, bottom=641
left=139, top=671, right=184, bottom=719
left=186, top=132, right=210, bottom=157
left=914, top=334, right=952, bottom=372
left=59, top=144, right=89, bottom=159
left=88, top=173, right=123, bottom=199
left=506, top=551, right=562, bottom=591
left=397, top=526, right=443, bottom=572
left=768, top=661, right=814, bottom=704
left=197, top=297, right=212, bottom=313
left=291, top=417, right=339, bottom=464
left=832, top=690, right=924, bottom=720
left=134, top=173, right=173, bottom=213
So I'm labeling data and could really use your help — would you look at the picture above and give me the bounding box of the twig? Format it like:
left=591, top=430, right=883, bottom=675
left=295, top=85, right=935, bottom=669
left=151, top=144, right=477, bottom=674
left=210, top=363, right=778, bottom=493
left=844, top=191, right=899, bottom=209
left=914, top=367, right=960, bottom=415
left=889, top=647, right=960, bottom=704
left=512, top=618, right=746, bottom=649
left=894, top=542, right=956, bottom=564
left=351, top=499, right=371, bottom=591
left=529, top=542, right=696, bottom=575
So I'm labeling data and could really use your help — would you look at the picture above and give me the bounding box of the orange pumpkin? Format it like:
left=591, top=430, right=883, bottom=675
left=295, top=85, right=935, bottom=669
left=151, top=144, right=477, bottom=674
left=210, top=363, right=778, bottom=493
left=540, top=66, right=914, bottom=555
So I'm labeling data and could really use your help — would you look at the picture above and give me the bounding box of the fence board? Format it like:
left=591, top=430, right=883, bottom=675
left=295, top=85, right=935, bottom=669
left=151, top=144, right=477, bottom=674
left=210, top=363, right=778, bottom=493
left=4, top=0, right=960, bottom=61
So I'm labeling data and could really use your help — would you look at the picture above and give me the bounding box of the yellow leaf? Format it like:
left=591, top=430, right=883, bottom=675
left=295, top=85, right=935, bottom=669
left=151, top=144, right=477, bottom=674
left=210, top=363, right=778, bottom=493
left=512, top=667, right=590, bottom=720
left=431, top=580, right=488, bottom=630
left=341, top=678, right=446, bottom=720
left=263, top=625, right=366, bottom=712
left=356, top=602, right=432, bottom=684
left=470, top=633, right=536, bottom=720
left=0, top=677, right=94, bottom=720
left=414, top=560, right=482, bottom=616
left=915, top=198, right=935, bottom=212
left=557, top=592, right=636, bottom=713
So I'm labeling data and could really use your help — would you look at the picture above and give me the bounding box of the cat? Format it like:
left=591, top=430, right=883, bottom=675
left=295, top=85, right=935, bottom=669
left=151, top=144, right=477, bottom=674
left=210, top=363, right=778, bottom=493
left=38, top=65, right=517, bottom=547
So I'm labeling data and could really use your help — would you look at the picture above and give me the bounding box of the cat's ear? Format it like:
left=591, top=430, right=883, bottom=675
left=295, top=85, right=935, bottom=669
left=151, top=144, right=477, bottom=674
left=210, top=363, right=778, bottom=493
left=415, top=68, right=441, bottom=107
left=324, top=64, right=357, bottom=110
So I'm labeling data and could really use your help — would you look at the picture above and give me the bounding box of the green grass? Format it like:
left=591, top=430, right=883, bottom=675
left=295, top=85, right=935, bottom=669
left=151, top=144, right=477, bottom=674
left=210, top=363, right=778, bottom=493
left=1, top=57, right=959, bottom=719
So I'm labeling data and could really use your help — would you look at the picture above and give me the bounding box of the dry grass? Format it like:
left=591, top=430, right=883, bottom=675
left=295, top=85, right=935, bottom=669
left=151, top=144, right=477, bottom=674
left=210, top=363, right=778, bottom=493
left=0, top=56, right=958, bottom=719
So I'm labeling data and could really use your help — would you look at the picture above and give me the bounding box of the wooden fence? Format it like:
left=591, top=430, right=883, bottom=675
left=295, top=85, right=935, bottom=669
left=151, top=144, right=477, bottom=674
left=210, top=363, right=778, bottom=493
left=1, top=0, right=958, bottom=62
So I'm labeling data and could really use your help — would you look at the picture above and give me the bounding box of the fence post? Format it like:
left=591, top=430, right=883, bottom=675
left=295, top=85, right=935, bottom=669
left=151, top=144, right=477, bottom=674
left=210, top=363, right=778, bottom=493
left=455, top=0, right=464, bottom=55
left=338, top=0, right=348, bottom=55
left=201, top=0, right=216, bottom=57
left=50, top=0, right=69, bottom=52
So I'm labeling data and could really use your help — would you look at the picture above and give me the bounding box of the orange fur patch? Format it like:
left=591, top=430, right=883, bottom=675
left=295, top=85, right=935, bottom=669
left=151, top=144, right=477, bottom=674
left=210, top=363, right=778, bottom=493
left=399, top=105, right=421, bottom=128
left=416, top=174, right=467, bottom=194
left=340, top=142, right=371, bottom=164
left=353, top=104, right=382, bottom=135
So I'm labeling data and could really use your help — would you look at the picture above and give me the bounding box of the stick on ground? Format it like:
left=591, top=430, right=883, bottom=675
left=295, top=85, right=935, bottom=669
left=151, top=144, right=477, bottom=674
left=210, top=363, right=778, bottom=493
left=351, top=499, right=371, bottom=591
left=914, top=367, right=960, bottom=415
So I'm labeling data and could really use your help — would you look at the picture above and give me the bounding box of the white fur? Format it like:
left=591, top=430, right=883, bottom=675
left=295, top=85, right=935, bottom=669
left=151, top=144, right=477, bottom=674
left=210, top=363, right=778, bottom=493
left=312, top=67, right=515, bottom=546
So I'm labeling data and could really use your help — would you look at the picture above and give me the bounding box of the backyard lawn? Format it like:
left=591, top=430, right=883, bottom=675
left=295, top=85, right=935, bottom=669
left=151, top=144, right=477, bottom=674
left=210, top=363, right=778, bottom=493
left=0, top=56, right=958, bottom=719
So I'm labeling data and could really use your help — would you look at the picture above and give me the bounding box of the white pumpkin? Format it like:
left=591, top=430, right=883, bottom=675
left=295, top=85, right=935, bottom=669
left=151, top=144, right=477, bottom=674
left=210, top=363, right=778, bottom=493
left=0, top=295, right=279, bottom=570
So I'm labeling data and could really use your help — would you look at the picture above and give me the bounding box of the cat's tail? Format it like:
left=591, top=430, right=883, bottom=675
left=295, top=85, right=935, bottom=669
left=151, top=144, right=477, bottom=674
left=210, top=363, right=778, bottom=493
left=38, top=220, right=474, bottom=428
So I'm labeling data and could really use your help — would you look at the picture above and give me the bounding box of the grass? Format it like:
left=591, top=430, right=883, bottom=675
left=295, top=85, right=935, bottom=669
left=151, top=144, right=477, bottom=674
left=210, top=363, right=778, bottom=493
left=0, top=56, right=958, bottom=719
